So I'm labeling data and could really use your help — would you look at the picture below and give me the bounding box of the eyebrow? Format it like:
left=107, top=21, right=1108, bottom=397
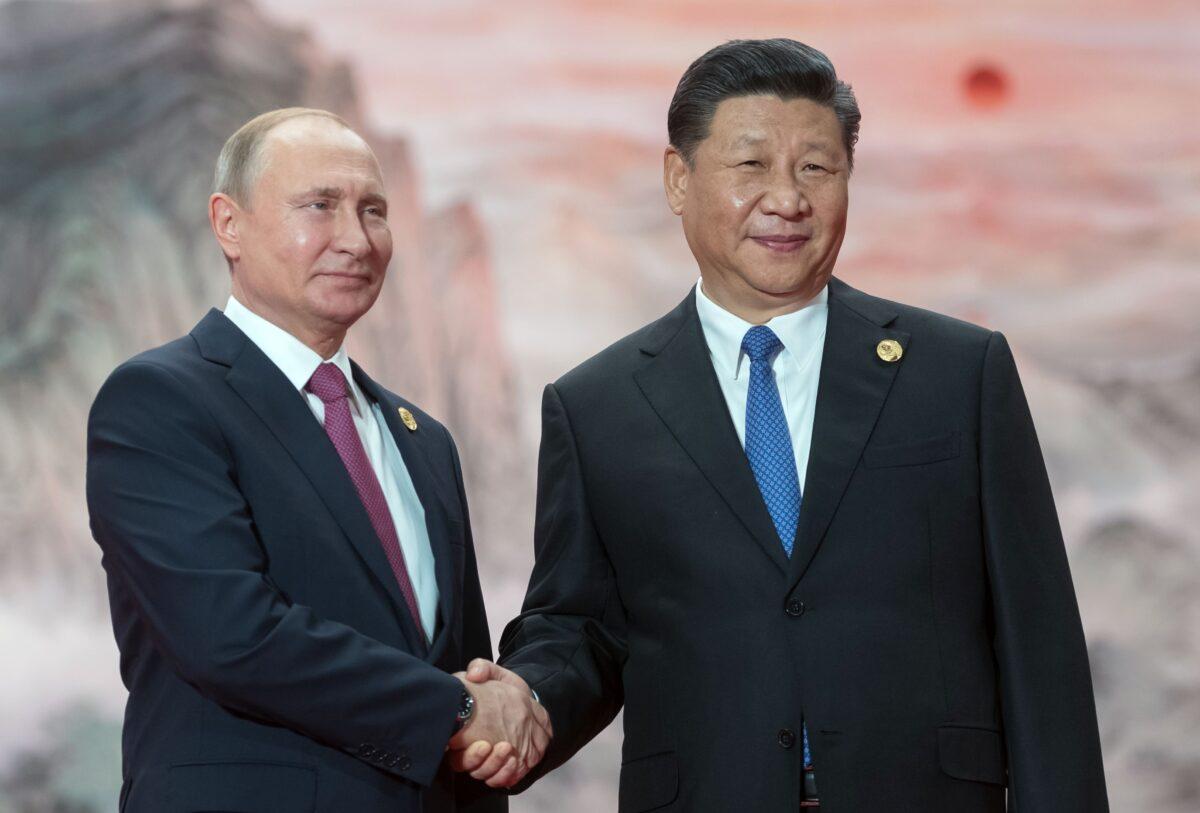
left=295, top=186, right=344, bottom=200
left=361, top=192, right=388, bottom=209
left=291, top=187, right=388, bottom=208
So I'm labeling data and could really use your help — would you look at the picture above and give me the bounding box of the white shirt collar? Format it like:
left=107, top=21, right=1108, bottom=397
left=223, top=295, right=364, bottom=412
left=695, top=278, right=829, bottom=380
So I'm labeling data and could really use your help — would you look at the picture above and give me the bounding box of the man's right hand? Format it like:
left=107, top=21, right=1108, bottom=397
left=448, top=666, right=551, bottom=788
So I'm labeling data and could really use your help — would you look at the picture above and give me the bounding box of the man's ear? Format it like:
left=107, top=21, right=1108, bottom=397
left=663, top=146, right=690, bottom=216
left=209, top=192, right=243, bottom=263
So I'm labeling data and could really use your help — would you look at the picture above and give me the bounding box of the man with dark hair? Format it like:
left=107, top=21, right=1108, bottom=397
left=462, top=39, right=1107, bottom=811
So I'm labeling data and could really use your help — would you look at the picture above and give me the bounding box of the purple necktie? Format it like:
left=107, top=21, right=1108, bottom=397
left=306, top=363, right=424, bottom=637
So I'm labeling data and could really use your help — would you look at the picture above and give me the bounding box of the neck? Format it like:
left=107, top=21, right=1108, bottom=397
left=302, top=331, right=345, bottom=361
left=230, top=288, right=346, bottom=360
left=699, top=274, right=826, bottom=325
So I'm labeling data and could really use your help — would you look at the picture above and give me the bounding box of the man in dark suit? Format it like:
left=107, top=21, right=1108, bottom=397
left=87, top=108, right=547, bottom=812
left=462, top=40, right=1108, bottom=810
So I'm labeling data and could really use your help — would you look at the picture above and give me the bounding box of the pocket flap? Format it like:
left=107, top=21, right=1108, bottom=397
left=863, top=431, right=961, bottom=468
left=619, top=751, right=679, bottom=812
left=937, top=725, right=1007, bottom=786
left=168, top=761, right=316, bottom=812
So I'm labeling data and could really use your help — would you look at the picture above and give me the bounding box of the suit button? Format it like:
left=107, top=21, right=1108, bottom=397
left=778, top=728, right=796, bottom=749
left=398, top=757, right=412, bottom=771
left=785, top=598, right=805, bottom=617
left=359, top=744, right=376, bottom=757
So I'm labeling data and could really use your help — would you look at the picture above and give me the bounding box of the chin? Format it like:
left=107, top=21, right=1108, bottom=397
left=311, top=289, right=380, bottom=328
left=744, top=268, right=824, bottom=299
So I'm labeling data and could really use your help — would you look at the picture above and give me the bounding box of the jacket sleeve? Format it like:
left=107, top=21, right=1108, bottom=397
left=497, top=382, right=628, bottom=789
left=86, top=360, right=463, bottom=787
left=978, top=331, right=1109, bottom=810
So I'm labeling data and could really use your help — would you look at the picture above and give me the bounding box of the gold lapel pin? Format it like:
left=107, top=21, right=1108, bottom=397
left=398, top=407, right=418, bottom=432
left=876, top=339, right=903, bottom=363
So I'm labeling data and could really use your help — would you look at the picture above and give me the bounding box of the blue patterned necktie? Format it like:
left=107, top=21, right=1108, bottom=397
left=742, top=326, right=801, bottom=554
left=741, top=325, right=812, bottom=767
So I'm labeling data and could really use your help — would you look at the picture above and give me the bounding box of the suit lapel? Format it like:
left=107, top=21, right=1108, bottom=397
left=353, top=363, right=459, bottom=662
left=633, top=291, right=791, bottom=575
left=191, top=310, right=425, bottom=653
left=786, top=277, right=908, bottom=590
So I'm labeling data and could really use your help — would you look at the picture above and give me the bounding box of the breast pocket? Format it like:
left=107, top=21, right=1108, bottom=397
left=862, top=430, right=962, bottom=469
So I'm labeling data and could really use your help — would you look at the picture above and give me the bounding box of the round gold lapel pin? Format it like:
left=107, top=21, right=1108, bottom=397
left=876, top=339, right=903, bottom=363
left=398, top=407, right=418, bottom=431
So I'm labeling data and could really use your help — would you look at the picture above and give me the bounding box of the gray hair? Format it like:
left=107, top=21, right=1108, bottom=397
left=213, top=107, right=352, bottom=206
left=668, top=39, right=861, bottom=171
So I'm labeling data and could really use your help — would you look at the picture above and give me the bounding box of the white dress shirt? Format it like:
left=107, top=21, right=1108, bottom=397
left=694, top=280, right=829, bottom=494
left=224, top=296, right=439, bottom=641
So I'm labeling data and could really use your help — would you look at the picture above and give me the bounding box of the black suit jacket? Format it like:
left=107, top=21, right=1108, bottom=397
left=87, top=310, right=504, bottom=813
left=499, top=277, right=1107, bottom=812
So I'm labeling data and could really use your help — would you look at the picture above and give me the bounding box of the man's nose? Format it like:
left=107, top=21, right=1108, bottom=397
left=759, top=170, right=811, bottom=220
left=332, top=205, right=372, bottom=258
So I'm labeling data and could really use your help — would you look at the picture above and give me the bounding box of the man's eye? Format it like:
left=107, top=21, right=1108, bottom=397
left=740, top=160, right=763, bottom=168
left=803, top=164, right=827, bottom=172
left=308, top=201, right=330, bottom=210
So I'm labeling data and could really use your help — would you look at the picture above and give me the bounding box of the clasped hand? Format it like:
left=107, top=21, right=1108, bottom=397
left=447, top=659, right=553, bottom=788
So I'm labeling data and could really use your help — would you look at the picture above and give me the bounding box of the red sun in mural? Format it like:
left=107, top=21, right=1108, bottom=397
left=963, top=63, right=1011, bottom=110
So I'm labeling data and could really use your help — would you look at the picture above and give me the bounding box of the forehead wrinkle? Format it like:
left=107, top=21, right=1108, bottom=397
left=799, top=138, right=838, bottom=153
left=723, top=132, right=838, bottom=156
left=712, top=96, right=844, bottom=149
left=730, top=133, right=767, bottom=149
left=261, top=144, right=387, bottom=202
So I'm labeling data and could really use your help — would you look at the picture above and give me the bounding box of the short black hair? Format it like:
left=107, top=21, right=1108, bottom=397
left=668, top=38, right=861, bottom=170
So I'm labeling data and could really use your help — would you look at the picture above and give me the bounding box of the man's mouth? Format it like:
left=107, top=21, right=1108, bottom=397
left=749, top=234, right=811, bottom=253
left=317, top=270, right=370, bottom=281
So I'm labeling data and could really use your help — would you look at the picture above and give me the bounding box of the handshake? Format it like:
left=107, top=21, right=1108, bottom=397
left=447, top=659, right=554, bottom=789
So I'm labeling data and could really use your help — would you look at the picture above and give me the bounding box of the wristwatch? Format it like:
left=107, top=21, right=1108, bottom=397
left=453, top=688, right=475, bottom=733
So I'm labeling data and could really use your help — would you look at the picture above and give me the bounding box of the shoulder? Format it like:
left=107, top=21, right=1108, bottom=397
left=89, top=309, right=246, bottom=437
left=897, top=304, right=991, bottom=347
left=91, top=334, right=211, bottom=413
left=831, top=280, right=1019, bottom=404
left=835, top=278, right=993, bottom=348
left=554, top=326, right=657, bottom=390
left=87, top=333, right=232, bottom=464
left=552, top=295, right=692, bottom=398
left=832, top=279, right=1000, bottom=384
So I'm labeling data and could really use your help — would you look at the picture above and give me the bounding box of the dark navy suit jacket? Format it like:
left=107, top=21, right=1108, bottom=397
left=500, top=277, right=1107, bottom=812
left=87, top=310, right=504, bottom=813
